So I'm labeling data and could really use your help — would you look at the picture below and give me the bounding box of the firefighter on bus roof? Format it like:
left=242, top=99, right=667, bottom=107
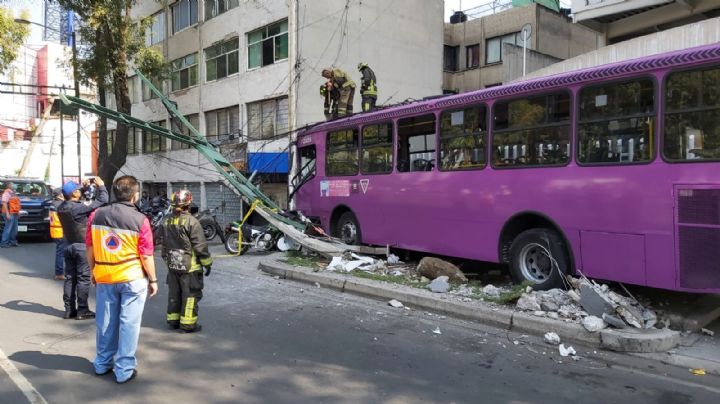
left=156, top=189, right=212, bottom=333
left=357, top=63, right=377, bottom=112
left=320, top=82, right=339, bottom=121
left=322, top=67, right=355, bottom=117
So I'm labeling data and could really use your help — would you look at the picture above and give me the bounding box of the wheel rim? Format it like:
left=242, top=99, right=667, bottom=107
left=204, top=225, right=216, bottom=239
left=518, top=243, right=553, bottom=283
left=227, top=234, right=239, bottom=252
left=340, top=221, right=357, bottom=244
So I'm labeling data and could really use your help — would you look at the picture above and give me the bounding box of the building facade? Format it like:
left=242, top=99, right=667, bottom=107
left=117, top=0, right=443, bottom=221
left=443, top=3, right=603, bottom=93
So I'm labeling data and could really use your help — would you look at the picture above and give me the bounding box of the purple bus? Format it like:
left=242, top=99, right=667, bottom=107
left=293, top=43, right=720, bottom=292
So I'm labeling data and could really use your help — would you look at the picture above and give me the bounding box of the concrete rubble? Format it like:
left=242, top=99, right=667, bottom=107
left=515, top=276, right=659, bottom=332
left=417, top=257, right=468, bottom=284
left=427, top=276, right=451, bottom=293
left=388, top=299, right=404, bottom=308
left=544, top=332, right=561, bottom=345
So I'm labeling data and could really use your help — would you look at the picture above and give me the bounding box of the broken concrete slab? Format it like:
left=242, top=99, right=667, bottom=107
left=417, top=257, right=468, bottom=284
left=600, top=328, right=680, bottom=353
left=427, top=276, right=450, bottom=293
left=582, top=316, right=607, bottom=332
left=516, top=294, right=541, bottom=311
left=579, top=284, right=615, bottom=317
left=602, top=313, right=627, bottom=329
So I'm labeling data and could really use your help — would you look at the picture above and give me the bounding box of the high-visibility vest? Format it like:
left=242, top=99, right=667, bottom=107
left=49, top=210, right=63, bottom=239
left=1, top=191, right=20, bottom=214
left=90, top=203, right=147, bottom=285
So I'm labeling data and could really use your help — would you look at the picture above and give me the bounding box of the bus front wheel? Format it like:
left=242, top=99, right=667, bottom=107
left=509, top=228, right=568, bottom=290
left=336, top=211, right=361, bottom=245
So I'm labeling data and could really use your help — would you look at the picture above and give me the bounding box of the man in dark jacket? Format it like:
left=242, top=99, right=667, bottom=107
left=157, top=189, right=212, bottom=333
left=58, top=177, right=108, bottom=319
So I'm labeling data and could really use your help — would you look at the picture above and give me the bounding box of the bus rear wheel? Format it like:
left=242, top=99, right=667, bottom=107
left=509, top=228, right=568, bottom=290
left=336, top=211, right=361, bottom=245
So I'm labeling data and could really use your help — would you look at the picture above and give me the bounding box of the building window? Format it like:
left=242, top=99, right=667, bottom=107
left=204, top=38, right=239, bottom=82
left=440, top=106, right=487, bottom=171
left=247, top=20, right=288, bottom=70
left=172, top=0, right=198, bottom=34
left=444, top=45, right=459, bottom=72
left=171, top=114, right=199, bottom=150
left=171, top=53, right=198, bottom=91
left=361, top=123, right=393, bottom=174
left=492, top=93, right=571, bottom=167
left=205, top=0, right=239, bottom=20
left=205, top=106, right=240, bottom=144
left=142, top=76, right=163, bottom=101
left=145, top=11, right=165, bottom=46
left=326, top=129, right=359, bottom=177
left=664, top=67, right=720, bottom=161
left=577, top=79, right=654, bottom=164
left=466, top=44, right=479, bottom=69
left=127, top=127, right=139, bottom=155
left=143, top=121, right=167, bottom=153
left=486, top=32, right=520, bottom=64
left=397, top=114, right=436, bottom=172
left=247, top=97, right=288, bottom=140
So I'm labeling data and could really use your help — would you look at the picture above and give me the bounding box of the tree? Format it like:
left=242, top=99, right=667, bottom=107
left=55, top=0, right=166, bottom=185
left=0, top=7, right=30, bottom=74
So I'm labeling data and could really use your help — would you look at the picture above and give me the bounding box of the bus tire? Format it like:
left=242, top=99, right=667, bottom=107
left=508, top=228, right=568, bottom=290
left=336, top=211, right=361, bottom=245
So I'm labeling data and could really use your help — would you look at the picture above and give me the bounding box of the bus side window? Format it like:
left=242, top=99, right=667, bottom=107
left=326, top=129, right=359, bottom=176
left=397, top=114, right=437, bottom=172
left=361, top=123, right=393, bottom=174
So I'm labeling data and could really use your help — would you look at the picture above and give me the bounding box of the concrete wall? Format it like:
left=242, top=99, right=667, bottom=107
left=294, top=0, right=444, bottom=126
left=518, top=17, right=720, bottom=82
left=443, top=4, right=603, bottom=92
left=502, top=44, right=561, bottom=83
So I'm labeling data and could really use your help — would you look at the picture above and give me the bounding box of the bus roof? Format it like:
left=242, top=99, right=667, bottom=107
left=303, top=42, right=720, bottom=135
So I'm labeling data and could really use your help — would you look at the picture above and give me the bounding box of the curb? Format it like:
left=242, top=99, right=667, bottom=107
left=258, top=260, right=682, bottom=353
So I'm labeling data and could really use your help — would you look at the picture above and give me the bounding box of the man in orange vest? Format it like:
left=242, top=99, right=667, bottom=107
left=86, top=175, right=158, bottom=384
left=1, top=181, right=21, bottom=248
left=49, top=189, right=65, bottom=280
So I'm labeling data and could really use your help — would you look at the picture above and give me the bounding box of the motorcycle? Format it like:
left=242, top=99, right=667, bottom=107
left=141, top=199, right=171, bottom=230
left=192, top=206, right=225, bottom=243
left=223, top=221, right=285, bottom=255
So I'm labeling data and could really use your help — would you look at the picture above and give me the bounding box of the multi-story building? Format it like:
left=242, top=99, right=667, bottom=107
left=443, top=2, right=603, bottom=93
left=117, top=0, right=443, bottom=222
left=572, top=0, right=720, bottom=43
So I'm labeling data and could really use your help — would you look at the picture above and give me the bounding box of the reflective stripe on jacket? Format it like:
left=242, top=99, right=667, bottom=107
left=157, top=210, right=212, bottom=272
left=332, top=68, right=355, bottom=89
left=49, top=210, right=63, bottom=239
left=360, top=67, right=377, bottom=97
left=89, top=202, right=148, bottom=284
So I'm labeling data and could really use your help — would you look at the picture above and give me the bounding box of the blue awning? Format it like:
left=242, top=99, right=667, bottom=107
left=247, top=152, right=289, bottom=174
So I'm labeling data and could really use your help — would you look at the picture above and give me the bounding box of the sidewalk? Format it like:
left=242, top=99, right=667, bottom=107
left=259, top=259, right=720, bottom=376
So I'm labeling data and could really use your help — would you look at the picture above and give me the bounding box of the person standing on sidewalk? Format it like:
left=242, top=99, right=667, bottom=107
left=86, top=175, right=158, bottom=384
left=58, top=178, right=108, bottom=319
left=49, top=189, right=66, bottom=280
left=157, top=189, right=212, bottom=333
left=1, top=181, right=21, bottom=248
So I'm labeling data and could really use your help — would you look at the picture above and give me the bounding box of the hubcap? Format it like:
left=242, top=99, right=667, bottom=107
left=518, top=243, right=553, bottom=283
left=340, top=221, right=357, bottom=244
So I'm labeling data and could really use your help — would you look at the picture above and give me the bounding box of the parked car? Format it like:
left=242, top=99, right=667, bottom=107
left=0, top=177, right=53, bottom=239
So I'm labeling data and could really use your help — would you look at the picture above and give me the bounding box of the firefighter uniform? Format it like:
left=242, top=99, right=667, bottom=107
left=320, top=83, right=339, bottom=121
left=324, top=68, right=355, bottom=117
left=358, top=63, right=377, bottom=112
left=49, top=195, right=65, bottom=279
left=158, top=210, right=212, bottom=331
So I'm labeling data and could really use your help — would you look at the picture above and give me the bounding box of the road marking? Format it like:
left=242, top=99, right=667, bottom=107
left=0, top=347, right=49, bottom=404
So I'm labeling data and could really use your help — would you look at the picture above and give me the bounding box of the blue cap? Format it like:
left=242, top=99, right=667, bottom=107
left=62, top=181, right=79, bottom=197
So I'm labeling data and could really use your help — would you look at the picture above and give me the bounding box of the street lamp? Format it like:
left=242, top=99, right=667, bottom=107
left=15, top=17, right=82, bottom=184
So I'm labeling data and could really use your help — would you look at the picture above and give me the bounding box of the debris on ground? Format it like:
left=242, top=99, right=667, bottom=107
left=481, top=284, right=502, bottom=298
left=690, top=368, right=706, bottom=376
left=417, top=257, right=468, bottom=284
left=515, top=276, right=658, bottom=331
left=701, top=328, right=715, bottom=337
left=427, top=276, right=451, bottom=293
left=387, top=254, right=402, bottom=265
left=582, top=316, right=606, bottom=332
left=544, top=332, right=561, bottom=345
left=388, top=299, right=404, bottom=308
left=432, top=327, right=442, bottom=335
left=327, top=252, right=385, bottom=272
left=558, top=344, right=577, bottom=357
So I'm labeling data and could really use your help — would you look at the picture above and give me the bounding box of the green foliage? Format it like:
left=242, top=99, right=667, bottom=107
left=284, top=251, right=322, bottom=268
left=482, top=281, right=533, bottom=304
left=350, top=270, right=429, bottom=288
left=0, top=8, right=30, bottom=74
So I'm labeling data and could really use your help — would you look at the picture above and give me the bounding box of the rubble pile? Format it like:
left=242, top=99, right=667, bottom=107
left=515, top=276, right=659, bottom=332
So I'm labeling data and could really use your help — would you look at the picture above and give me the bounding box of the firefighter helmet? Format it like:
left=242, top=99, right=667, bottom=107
left=171, top=189, right=193, bottom=208
left=357, top=62, right=368, bottom=71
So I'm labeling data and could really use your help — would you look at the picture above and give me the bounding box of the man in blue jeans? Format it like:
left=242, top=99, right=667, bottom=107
left=86, top=176, right=158, bottom=384
left=1, top=181, right=20, bottom=248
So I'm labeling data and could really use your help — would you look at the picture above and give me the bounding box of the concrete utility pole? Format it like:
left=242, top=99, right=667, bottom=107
left=287, top=0, right=300, bottom=210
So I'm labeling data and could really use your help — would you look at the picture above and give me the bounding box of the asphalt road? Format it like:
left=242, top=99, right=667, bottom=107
left=1, top=241, right=719, bottom=404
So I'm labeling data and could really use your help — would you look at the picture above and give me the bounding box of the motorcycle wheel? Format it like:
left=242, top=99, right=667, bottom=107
left=203, top=223, right=217, bottom=241
left=224, top=231, right=250, bottom=255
